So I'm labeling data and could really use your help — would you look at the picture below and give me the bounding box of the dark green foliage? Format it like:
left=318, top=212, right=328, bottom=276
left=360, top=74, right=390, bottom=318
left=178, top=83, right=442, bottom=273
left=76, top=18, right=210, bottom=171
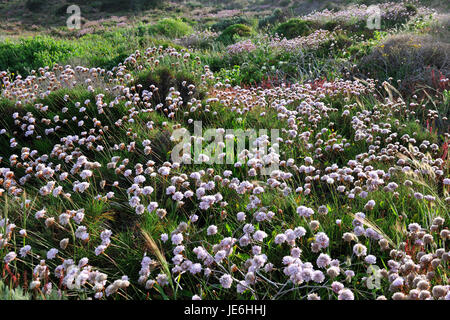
left=316, top=32, right=353, bottom=57
left=258, top=8, right=289, bottom=29
left=25, top=0, right=44, bottom=12
left=217, top=24, right=253, bottom=45
left=322, top=20, right=340, bottom=31
left=279, top=0, right=291, bottom=7
left=55, top=4, right=70, bottom=16
left=358, top=34, right=450, bottom=94
left=138, top=18, right=193, bottom=38
left=405, top=3, right=418, bottom=15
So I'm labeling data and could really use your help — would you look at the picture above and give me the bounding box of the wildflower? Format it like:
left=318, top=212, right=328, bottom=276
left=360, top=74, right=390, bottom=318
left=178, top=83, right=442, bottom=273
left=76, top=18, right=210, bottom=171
left=307, top=293, right=321, bottom=300
left=316, top=253, right=331, bottom=269
left=364, top=199, right=376, bottom=210
left=297, top=205, right=314, bottom=218
left=312, top=270, right=325, bottom=283
left=294, top=227, right=307, bottom=238
left=408, top=223, right=421, bottom=233
left=364, top=255, right=377, bottom=264
left=392, top=277, right=404, bottom=287
left=47, top=248, right=59, bottom=260
left=147, top=202, right=159, bottom=212
left=314, top=232, right=330, bottom=249
left=432, top=285, right=447, bottom=298
left=327, top=267, right=340, bottom=278
left=253, top=230, right=268, bottom=242
left=145, top=279, right=156, bottom=290
left=353, top=243, right=367, bottom=257
left=338, top=288, right=354, bottom=300
left=30, top=280, right=41, bottom=290
left=236, top=212, right=246, bottom=221
left=189, top=263, right=202, bottom=275
left=75, top=226, right=89, bottom=241
left=275, top=234, right=287, bottom=244
left=171, top=233, right=183, bottom=245
left=344, top=270, right=355, bottom=281
left=19, top=245, right=31, bottom=257
left=59, top=213, right=70, bottom=226
left=35, top=208, right=46, bottom=219
left=207, top=225, right=218, bottom=236
left=392, top=292, right=406, bottom=300
left=4, top=252, right=16, bottom=264
left=309, top=220, right=320, bottom=231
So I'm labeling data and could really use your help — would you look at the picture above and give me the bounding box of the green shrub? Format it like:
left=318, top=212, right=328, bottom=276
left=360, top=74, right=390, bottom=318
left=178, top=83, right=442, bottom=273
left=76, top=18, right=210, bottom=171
left=322, top=20, right=340, bottom=31
left=0, top=36, right=76, bottom=75
left=211, top=16, right=252, bottom=32
left=358, top=34, right=450, bottom=95
left=217, top=24, right=253, bottom=45
left=201, top=52, right=229, bottom=73
left=0, top=27, right=187, bottom=77
left=274, top=18, right=312, bottom=39
left=55, top=4, right=69, bottom=16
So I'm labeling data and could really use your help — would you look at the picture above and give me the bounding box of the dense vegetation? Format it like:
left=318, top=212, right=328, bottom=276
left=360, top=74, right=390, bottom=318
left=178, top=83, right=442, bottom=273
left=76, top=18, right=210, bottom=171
left=0, top=0, right=448, bottom=300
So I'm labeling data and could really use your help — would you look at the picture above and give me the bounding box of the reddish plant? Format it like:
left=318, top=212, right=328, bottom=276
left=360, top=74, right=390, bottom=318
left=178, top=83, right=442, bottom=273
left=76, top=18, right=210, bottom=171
left=429, top=67, right=449, bottom=92
left=441, top=141, right=448, bottom=165
left=310, top=77, right=328, bottom=90
left=2, top=264, right=18, bottom=287
left=404, top=238, right=421, bottom=258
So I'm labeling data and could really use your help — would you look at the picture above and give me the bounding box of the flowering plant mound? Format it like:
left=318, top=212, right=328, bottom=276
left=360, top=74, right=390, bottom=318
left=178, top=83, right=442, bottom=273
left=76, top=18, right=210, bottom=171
left=226, top=39, right=257, bottom=55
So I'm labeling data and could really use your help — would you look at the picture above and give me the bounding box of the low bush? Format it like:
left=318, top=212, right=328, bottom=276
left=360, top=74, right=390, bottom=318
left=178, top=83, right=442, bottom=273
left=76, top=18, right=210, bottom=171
left=358, top=34, right=450, bottom=94
left=25, top=0, right=44, bottom=12
left=145, top=18, right=193, bottom=38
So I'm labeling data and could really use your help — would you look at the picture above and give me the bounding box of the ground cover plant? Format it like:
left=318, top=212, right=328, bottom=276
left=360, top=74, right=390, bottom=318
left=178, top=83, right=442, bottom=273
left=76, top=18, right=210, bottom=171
left=0, top=0, right=449, bottom=301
